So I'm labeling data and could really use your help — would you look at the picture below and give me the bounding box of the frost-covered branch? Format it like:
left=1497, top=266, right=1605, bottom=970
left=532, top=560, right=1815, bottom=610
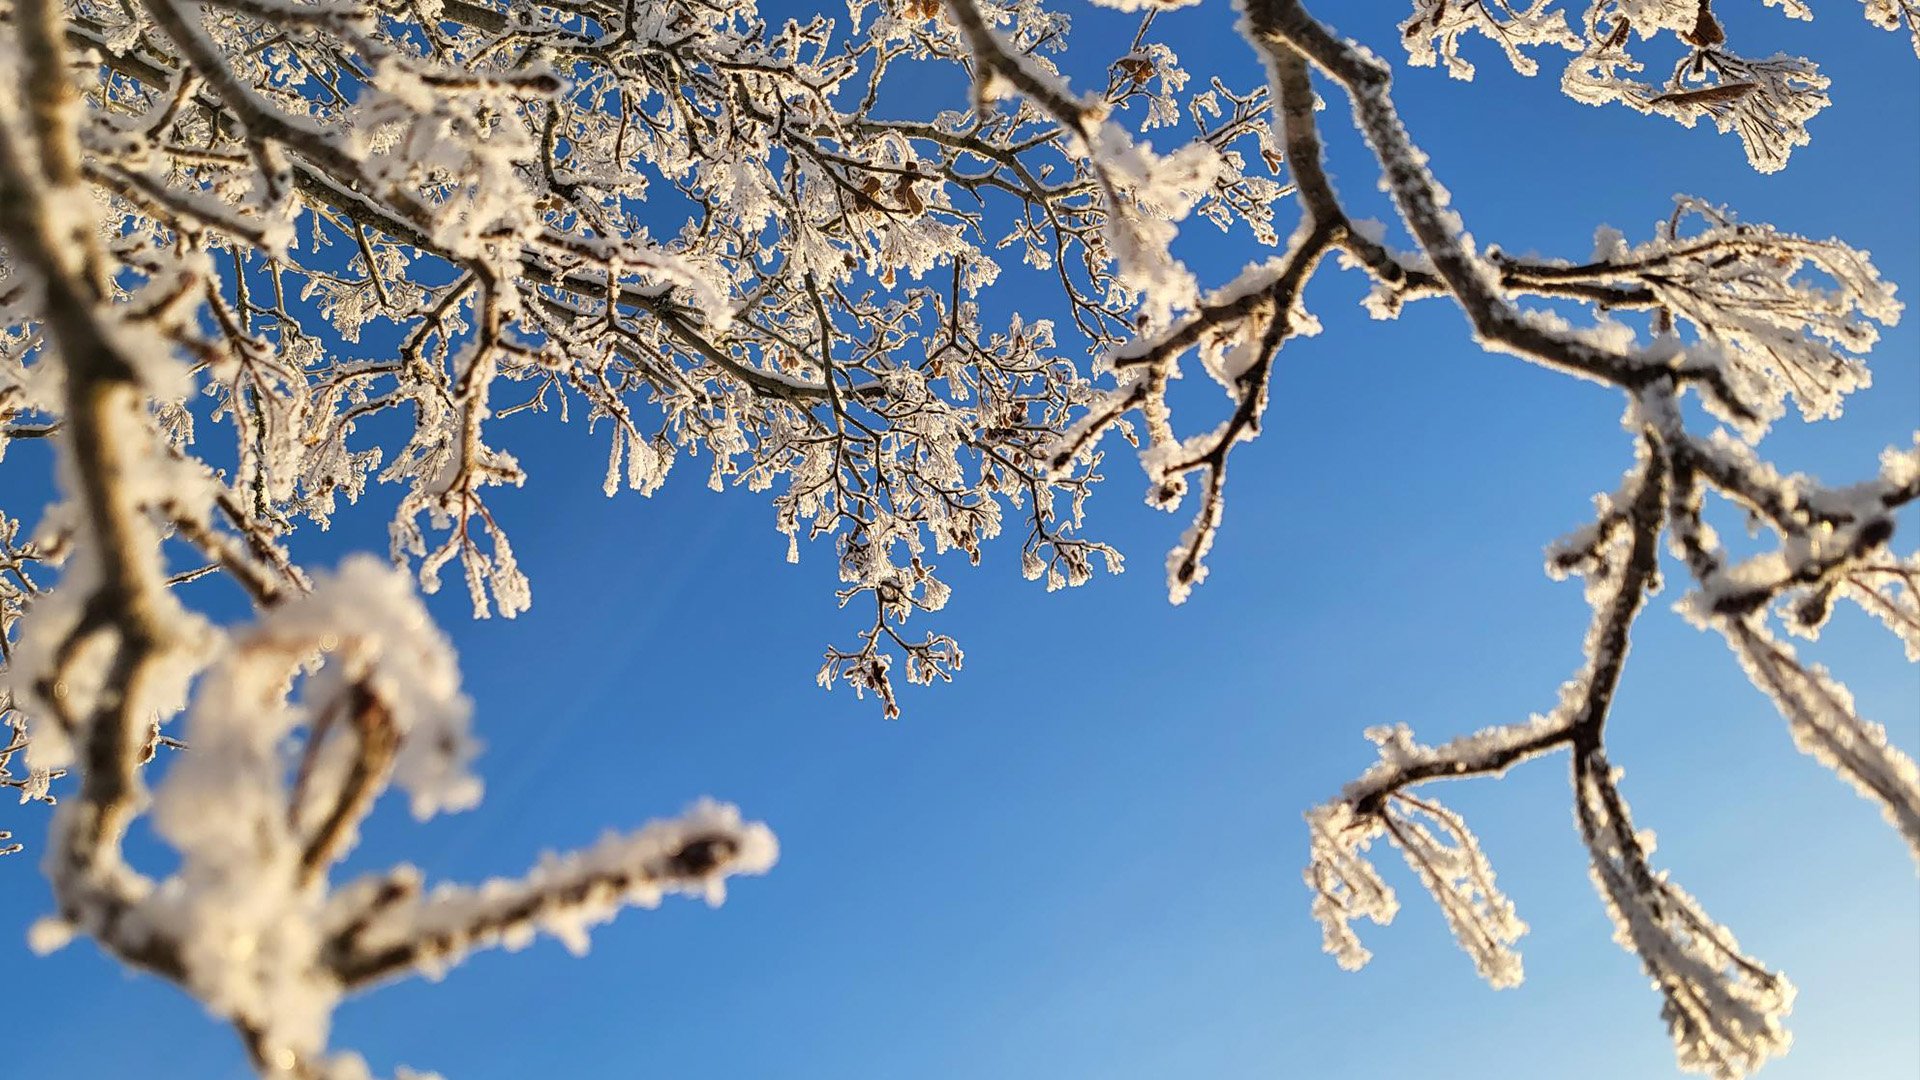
left=1178, top=3, right=1916, bottom=1074
left=0, top=0, right=189, bottom=935
left=0, top=9, right=782, bottom=1074
left=1305, top=432, right=1664, bottom=991
left=1399, top=0, right=1917, bottom=173
left=323, top=800, right=777, bottom=990
left=1575, top=745, right=1794, bottom=1078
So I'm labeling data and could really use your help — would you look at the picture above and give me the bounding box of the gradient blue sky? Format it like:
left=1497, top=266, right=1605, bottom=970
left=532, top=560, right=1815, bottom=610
left=2, top=3, right=1916, bottom=1079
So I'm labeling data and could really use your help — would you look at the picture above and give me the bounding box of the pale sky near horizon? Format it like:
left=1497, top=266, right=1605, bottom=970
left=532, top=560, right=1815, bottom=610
left=1, top=3, right=1916, bottom=1079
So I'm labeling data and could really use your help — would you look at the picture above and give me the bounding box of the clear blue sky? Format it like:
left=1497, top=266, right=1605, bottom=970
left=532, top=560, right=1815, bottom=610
left=2, top=4, right=1915, bottom=1079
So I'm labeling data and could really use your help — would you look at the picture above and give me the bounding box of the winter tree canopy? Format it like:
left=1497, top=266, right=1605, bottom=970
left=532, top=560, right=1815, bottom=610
left=0, top=0, right=1914, bottom=1076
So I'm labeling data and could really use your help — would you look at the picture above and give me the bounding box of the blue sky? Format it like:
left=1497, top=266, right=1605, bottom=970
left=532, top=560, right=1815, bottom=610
left=2, top=3, right=1916, bottom=1079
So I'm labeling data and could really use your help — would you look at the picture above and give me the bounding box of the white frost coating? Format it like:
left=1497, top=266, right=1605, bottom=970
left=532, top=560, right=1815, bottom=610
left=1088, top=0, right=1202, bottom=11
left=328, top=799, right=777, bottom=979
left=1390, top=0, right=1850, bottom=173
left=1344, top=716, right=1570, bottom=801
left=1577, top=756, right=1796, bottom=1080
left=26, top=915, right=75, bottom=955
left=162, top=556, right=480, bottom=827
left=1086, top=124, right=1224, bottom=324
left=1861, top=0, right=1920, bottom=56
left=1307, top=723, right=1537, bottom=987
left=302, top=1051, right=448, bottom=1080
left=1379, top=791, right=1527, bottom=988
left=2, top=560, right=104, bottom=774
left=1617, top=198, right=1895, bottom=434
left=1720, top=617, right=1920, bottom=860
left=1400, top=0, right=1577, bottom=80
left=945, top=0, right=1222, bottom=326
left=1564, top=39, right=1828, bottom=174
left=1304, top=800, right=1398, bottom=971
left=1, top=407, right=215, bottom=774
left=142, top=557, right=473, bottom=1056
left=1823, top=553, right=1920, bottom=661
